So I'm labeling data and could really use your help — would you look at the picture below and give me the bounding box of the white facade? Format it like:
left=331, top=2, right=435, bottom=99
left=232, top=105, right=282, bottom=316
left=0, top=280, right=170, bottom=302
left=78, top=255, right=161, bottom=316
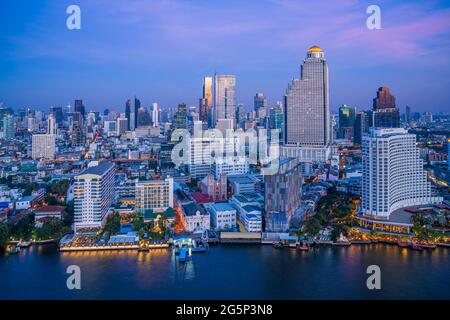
left=32, top=134, right=56, bottom=160
left=361, top=128, right=440, bottom=219
left=152, top=102, right=159, bottom=127
left=212, top=157, right=249, bottom=179
left=184, top=211, right=210, bottom=232
left=74, top=161, right=115, bottom=231
left=135, top=178, right=173, bottom=213
left=205, top=203, right=237, bottom=231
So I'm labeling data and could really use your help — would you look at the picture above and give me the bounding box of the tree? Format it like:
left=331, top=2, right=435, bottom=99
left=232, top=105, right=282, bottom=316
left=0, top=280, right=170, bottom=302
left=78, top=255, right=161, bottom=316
left=104, top=213, right=121, bottom=235
left=0, top=223, right=10, bottom=251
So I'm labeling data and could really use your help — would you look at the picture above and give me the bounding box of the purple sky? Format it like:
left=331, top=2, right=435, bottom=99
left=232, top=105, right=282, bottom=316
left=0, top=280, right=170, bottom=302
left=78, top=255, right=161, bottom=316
left=1, top=0, right=450, bottom=113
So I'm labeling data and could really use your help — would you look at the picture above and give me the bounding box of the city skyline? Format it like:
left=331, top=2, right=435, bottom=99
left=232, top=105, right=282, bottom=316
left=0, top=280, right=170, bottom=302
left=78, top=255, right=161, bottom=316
left=1, top=0, right=450, bottom=113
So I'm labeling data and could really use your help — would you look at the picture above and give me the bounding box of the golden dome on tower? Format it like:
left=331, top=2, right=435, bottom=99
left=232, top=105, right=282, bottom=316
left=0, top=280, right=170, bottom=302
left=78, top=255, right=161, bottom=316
left=307, top=45, right=323, bottom=52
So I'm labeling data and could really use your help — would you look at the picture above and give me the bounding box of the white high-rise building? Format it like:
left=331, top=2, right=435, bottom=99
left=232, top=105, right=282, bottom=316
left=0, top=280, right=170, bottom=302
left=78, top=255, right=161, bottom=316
left=116, top=117, right=128, bottom=135
left=47, top=114, right=57, bottom=135
left=32, top=134, right=56, bottom=160
left=214, top=74, right=236, bottom=127
left=74, top=161, right=115, bottom=232
left=282, top=46, right=331, bottom=162
left=151, top=102, right=159, bottom=127
left=135, top=178, right=174, bottom=213
left=361, top=128, right=440, bottom=219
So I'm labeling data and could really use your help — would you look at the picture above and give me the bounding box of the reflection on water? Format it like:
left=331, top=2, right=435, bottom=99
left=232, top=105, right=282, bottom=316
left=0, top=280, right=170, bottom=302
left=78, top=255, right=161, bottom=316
left=0, top=244, right=449, bottom=299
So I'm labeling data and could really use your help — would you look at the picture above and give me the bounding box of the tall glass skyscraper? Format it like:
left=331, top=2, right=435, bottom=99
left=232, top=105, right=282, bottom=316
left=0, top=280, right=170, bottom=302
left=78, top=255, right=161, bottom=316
left=282, top=46, right=331, bottom=162
left=214, top=74, right=236, bottom=127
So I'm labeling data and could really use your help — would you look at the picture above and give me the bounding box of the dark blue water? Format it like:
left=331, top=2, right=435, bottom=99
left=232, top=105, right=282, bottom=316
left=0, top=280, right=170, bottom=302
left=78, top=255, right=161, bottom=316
left=0, top=244, right=449, bottom=299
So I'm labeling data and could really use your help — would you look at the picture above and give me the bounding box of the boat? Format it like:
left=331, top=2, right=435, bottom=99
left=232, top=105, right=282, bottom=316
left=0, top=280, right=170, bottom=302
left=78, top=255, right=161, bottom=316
left=410, top=243, right=423, bottom=251
left=419, top=242, right=436, bottom=249
left=273, top=242, right=283, bottom=249
left=191, top=246, right=207, bottom=253
left=333, top=233, right=351, bottom=246
left=297, top=242, right=309, bottom=251
left=18, top=241, right=31, bottom=248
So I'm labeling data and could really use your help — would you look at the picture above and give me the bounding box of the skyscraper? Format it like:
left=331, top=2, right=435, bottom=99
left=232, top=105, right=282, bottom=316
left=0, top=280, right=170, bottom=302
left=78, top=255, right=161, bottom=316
left=2, top=114, right=14, bottom=140
left=172, top=103, right=188, bottom=130
left=264, top=157, right=302, bottom=232
left=354, top=112, right=369, bottom=145
left=137, top=107, right=151, bottom=127
left=125, top=99, right=132, bottom=130
left=203, top=76, right=213, bottom=106
left=151, top=103, right=159, bottom=127
left=283, top=46, right=331, bottom=161
left=405, top=105, right=411, bottom=124
left=214, top=74, right=236, bottom=127
left=368, top=87, right=400, bottom=128
left=74, top=161, right=115, bottom=232
left=254, top=92, right=268, bottom=120
left=134, top=97, right=141, bottom=129
left=47, top=114, right=57, bottom=135
left=135, top=178, right=174, bottom=213
left=361, top=128, right=439, bottom=220
left=338, top=105, right=356, bottom=140
left=74, top=99, right=85, bottom=116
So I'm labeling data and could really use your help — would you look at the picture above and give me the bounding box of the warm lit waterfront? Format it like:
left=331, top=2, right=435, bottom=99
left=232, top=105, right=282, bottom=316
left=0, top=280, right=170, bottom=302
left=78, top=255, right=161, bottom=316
left=1, top=243, right=449, bottom=300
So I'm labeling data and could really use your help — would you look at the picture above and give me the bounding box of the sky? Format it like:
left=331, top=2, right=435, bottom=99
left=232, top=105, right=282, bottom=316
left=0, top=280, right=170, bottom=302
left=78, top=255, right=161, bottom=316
left=1, top=0, right=450, bottom=114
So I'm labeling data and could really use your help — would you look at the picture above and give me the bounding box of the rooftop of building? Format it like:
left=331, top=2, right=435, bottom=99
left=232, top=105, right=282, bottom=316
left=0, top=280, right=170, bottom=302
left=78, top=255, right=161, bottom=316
left=212, top=202, right=236, bottom=212
left=79, top=161, right=114, bottom=176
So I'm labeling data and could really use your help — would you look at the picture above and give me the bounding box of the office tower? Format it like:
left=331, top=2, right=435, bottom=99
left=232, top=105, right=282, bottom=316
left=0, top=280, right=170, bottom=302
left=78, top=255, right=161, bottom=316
left=137, top=107, right=151, bottom=127
left=368, top=87, right=400, bottom=128
left=2, top=114, right=14, bottom=140
left=32, top=134, right=56, bottom=160
left=116, top=117, right=128, bottom=135
left=354, top=112, right=369, bottom=145
left=47, top=114, right=57, bottom=135
left=74, top=99, right=85, bottom=116
left=203, top=76, right=213, bottom=106
left=214, top=74, right=236, bottom=127
left=172, top=103, right=188, bottom=130
left=74, top=161, right=115, bottom=232
left=235, top=104, right=245, bottom=129
left=71, top=123, right=86, bottom=145
left=199, top=98, right=208, bottom=124
left=338, top=105, right=356, bottom=140
left=283, top=46, right=331, bottom=161
left=269, top=103, right=283, bottom=143
left=135, top=178, right=174, bottom=213
left=254, top=92, right=268, bottom=119
left=361, top=128, right=439, bottom=220
left=151, top=103, right=159, bottom=127
left=125, top=99, right=132, bottom=130
left=264, top=157, right=302, bottom=232
left=50, top=106, right=63, bottom=124
left=405, top=105, right=411, bottom=124
left=134, top=97, right=141, bottom=128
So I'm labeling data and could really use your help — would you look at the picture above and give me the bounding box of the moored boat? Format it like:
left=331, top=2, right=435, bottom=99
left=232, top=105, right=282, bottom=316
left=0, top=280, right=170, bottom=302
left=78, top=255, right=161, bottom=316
left=297, top=242, right=309, bottom=251
left=410, top=243, right=423, bottom=251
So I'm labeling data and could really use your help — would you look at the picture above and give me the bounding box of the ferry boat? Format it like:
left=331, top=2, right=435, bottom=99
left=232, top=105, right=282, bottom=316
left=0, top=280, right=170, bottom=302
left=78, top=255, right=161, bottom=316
left=333, top=233, right=351, bottom=246
left=410, top=243, right=423, bottom=251
left=297, top=242, right=309, bottom=251
left=273, top=242, right=283, bottom=249
left=419, top=242, right=436, bottom=249
left=18, top=241, right=31, bottom=248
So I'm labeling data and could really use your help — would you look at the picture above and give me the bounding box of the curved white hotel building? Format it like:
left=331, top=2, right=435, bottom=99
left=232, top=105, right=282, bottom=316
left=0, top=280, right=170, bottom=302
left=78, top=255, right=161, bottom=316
left=361, top=128, right=441, bottom=220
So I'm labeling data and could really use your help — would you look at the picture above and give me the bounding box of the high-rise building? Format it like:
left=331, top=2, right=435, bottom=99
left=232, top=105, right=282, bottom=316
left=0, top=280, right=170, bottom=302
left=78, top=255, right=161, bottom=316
left=32, top=134, right=56, bottom=160
left=264, top=157, right=302, bottom=232
left=135, top=178, right=174, bottom=213
left=137, top=107, right=151, bottom=127
left=134, top=97, right=141, bottom=128
left=74, top=99, right=85, bottom=116
left=125, top=99, right=132, bottom=130
left=361, top=128, right=439, bottom=220
left=2, top=114, right=14, bottom=140
left=269, top=103, right=284, bottom=143
left=47, top=114, right=57, bottom=135
left=116, top=117, right=128, bottom=135
left=214, top=74, right=236, bottom=127
left=50, top=106, right=63, bottom=124
left=74, top=161, right=115, bottom=232
left=354, top=112, right=369, bottom=145
left=338, top=105, right=356, bottom=140
left=405, top=105, right=411, bottom=124
left=151, top=102, right=159, bottom=127
left=254, top=92, right=268, bottom=120
left=203, top=76, right=213, bottom=106
left=368, top=87, right=400, bottom=128
left=283, top=46, right=331, bottom=161
left=172, top=103, right=188, bottom=130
